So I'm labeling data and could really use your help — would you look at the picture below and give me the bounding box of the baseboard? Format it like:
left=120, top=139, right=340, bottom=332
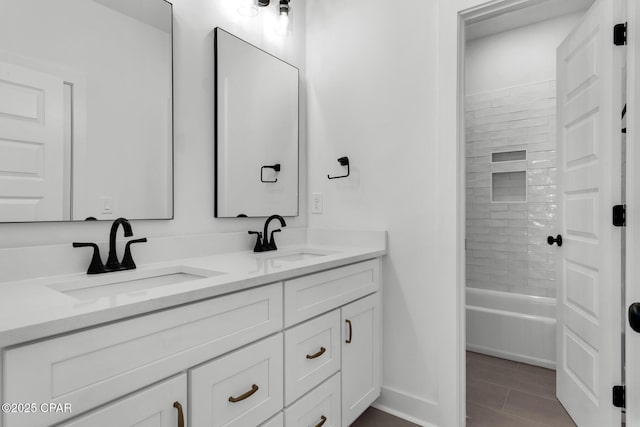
left=372, top=386, right=439, bottom=427
left=466, top=344, right=556, bottom=370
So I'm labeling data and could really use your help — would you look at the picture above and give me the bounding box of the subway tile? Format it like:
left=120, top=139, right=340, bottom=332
left=465, top=82, right=558, bottom=298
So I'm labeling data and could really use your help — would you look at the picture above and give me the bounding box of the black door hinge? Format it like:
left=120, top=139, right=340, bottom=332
left=613, top=385, right=626, bottom=408
left=613, top=205, right=626, bottom=227
left=614, top=22, right=627, bottom=46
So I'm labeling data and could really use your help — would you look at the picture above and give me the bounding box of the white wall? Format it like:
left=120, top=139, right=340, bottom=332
left=465, top=13, right=582, bottom=94
left=0, top=0, right=307, bottom=249
left=306, top=0, right=441, bottom=424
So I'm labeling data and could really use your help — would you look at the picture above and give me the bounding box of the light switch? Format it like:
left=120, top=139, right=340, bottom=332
left=311, top=192, right=323, bottom=214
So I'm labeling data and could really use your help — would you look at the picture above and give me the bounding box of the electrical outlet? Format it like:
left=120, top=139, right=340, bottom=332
left=101, top=197, right=113, bottom=214
left=311, top=192, right=323, bottom=214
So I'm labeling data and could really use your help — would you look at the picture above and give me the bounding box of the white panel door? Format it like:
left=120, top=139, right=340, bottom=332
left=555, top=0, right=625, bottom=425
left=0, top=61, right=64, bottom=221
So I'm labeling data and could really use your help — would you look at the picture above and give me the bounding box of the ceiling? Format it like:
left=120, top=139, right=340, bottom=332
left=465, top=0, right=596, bottom=41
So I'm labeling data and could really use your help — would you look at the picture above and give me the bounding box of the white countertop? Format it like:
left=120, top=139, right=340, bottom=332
left=0, top=241, right=386, bottom=348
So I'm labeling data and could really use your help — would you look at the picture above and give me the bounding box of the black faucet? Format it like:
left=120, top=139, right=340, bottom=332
left=106, top=218, right=133, bottom=270
left=73, top=217, right=147, bottom=274
left=249, top=214, right=287, bottom=252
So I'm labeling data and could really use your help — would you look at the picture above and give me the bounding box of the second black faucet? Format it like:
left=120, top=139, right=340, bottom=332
left=249, top=214, right=287, bottom=252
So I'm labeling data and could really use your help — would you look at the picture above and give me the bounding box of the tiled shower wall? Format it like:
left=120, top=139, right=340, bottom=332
left=465, top=81, right=558, bottom=298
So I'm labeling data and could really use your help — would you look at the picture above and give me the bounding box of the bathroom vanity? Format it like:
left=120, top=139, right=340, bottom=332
left=0, top=0, right=382, bottom=425
left=0, top=236, right=385, bottom=427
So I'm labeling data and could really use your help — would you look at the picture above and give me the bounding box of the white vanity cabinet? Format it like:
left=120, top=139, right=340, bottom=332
left=1, top=257, right=382, bottom=427
left=282, top=258, right=381, bottom=426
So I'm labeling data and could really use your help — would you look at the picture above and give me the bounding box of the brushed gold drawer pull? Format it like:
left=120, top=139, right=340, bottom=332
left=315, top=415, right=327, bottom=427
left=345, top=319, right=353, bottom=344
left=228, top=384, right=259, bottom=403
left=173, top=401, right=185, bottom=427
left=306, top=346, right=326, bottom=359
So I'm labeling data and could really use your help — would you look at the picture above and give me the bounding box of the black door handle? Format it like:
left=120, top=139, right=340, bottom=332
left=547, top=235, right=563, bottom=247
left=630, top=303, right=640, bottom=333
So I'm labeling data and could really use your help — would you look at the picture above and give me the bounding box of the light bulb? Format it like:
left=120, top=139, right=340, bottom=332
left=238, top=0, right=258, bottom=17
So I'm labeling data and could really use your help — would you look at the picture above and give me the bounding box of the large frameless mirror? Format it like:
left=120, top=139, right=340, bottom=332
left=0, top=0, right=173, bottom=222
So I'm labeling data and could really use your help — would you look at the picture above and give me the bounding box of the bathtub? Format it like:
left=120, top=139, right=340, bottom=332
left=466, top=288, right=556, bottom=369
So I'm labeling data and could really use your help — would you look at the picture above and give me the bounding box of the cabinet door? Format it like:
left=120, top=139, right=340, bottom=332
left=341, top=293, right=381, bottom=426
left=60, top=374, right=186, bottom=427
left=190, top=334, right=284, bottom=427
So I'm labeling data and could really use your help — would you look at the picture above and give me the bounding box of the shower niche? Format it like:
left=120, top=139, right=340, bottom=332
left=490, top=150, right=527, bottom=203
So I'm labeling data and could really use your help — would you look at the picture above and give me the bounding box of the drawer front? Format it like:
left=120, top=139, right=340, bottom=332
left=284, top=373, right=341, bottom=427
left=3, top=283, right=282, bottom=427
left=59, top=374, right=186, bottom=427
left=284, top=259, right=379, bottom=327
left=284, top=310, right=340, bottom=405
left=190, top=333, right=284, bottom=427
left=261, top=412, right=284, bottom=427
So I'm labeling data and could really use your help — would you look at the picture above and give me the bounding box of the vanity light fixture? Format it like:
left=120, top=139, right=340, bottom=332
left=237, top=0, right=271, bottom=16
left=237, top=0, right=292, bottom=37
left=237, top=0, right=259, bottom=17
left=275, top=0, right=291, bottom=36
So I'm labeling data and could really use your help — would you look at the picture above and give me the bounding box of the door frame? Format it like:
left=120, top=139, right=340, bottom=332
left=439, top=0, right=635, bottom=424
left=625, top=1, right=640, bottom=424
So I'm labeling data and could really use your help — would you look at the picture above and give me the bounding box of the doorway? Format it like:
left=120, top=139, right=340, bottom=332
left=461, top=0, right=626, bottom=425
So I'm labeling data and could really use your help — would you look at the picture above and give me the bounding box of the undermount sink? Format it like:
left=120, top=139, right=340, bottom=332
left=262, top=248, right=334, bottom=263
left=48, top=266, right=225, bottom=300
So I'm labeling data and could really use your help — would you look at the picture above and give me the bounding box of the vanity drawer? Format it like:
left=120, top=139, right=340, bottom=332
left=3, top=283, right=282, bottom=427
left=284, top=373, right=341, bottom=427
left=284, top=310, right=341, bottom=405
left=284, top=259, right=379, bottom=327
left=190, top=333, right=284, bottom=427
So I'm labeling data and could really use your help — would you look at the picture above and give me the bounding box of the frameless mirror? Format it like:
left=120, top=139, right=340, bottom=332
left=214, top=28, right=299, bottom=218
left=0, top=0, right=173, bottom=222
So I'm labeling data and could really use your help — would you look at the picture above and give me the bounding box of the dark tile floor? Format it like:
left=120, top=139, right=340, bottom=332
left=351, top=407, right=420, bottom=427
left=466, top=351, right=576, bottom=427
left=350, top=352, right=576, bottom=426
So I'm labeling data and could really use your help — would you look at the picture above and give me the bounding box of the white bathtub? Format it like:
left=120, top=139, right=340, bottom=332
left=466, top=288, right=556, bottom=369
